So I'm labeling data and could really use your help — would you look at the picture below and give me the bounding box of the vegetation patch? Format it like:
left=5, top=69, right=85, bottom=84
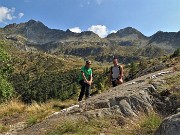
left=47, top=113, right=163, bottom=135
left=0, top=44, right=14, bottom=102
left=0, top=124, right=9, bottom=133
left=0, top=99, right=77, bottom=133
left=26, top=102, right=57, bottom=125
left=130, top=113, right=163, bottom=135
left=0, top=99, right=25, bottom=118
left=47, top=115, right=134, bottom=135
left=155, top=72, right=180, bottom=96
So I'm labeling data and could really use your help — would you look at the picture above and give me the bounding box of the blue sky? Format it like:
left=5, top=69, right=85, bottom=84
left=0, top=0, right=180, bottom=37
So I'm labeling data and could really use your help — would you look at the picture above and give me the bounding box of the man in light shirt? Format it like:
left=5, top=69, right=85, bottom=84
left=109, top=57, right=123, bottom=87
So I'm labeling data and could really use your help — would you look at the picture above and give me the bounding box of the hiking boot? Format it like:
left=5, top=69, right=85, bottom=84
left=85, top=96, right=91, bottom=100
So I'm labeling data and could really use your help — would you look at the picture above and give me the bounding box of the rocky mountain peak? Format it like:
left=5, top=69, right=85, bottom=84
left=117, top=27, right=145, bottom=37
left=107, top=27, right=146, bottom=39
left=149, top=31, right=180, bottom=45
left=118, top=27, right=140, bottom=34
left=25, top=19, right=48, bottom=30
left=79, top=31, right=99, bottom=37
left=26, top=19, right=37, bottom=25
left=66, top=29, right=72, bottom=33
left=3, top=23, right=17, bottom=29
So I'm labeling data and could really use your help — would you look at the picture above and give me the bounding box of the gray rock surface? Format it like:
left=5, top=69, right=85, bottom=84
left=81, top=82, right=156, bottom=118
left=155, top=111, right=180, bottom=135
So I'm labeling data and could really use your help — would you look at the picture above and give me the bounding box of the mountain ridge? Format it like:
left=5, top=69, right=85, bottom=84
left=2, top=19, right=180, bottom=38
left=1, top=19, right=180, bottom=63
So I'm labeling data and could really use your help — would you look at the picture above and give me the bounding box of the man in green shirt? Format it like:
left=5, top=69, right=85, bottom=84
left=78, top=60, right=93, bottom=101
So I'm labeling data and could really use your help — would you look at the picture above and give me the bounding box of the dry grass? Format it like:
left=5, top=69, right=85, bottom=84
left=0, top=99, right=25, bottom=118
left=25, top=102, right=54, bottom=125
left=47, top=116, right=124, bottom=135
left=0, top=124, right=9, bottom=133
left=0, top=98, right=163, bottom=134
left=48, top=99, right=77, bottom=110
left=158, top=72, right=180, bottom=95
left=129, top=113, right=163, bottom=135
left=47, top=112, right=163, bottom=135
left=0, top=99, right=77, bottom=130
left=25, top=99, right=77, bottom=125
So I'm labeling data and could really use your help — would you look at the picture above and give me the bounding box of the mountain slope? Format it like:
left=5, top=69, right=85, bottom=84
left=1, top=20, right=180, bottom=63
left=107, top=27, right=147, bottom=40
left=15, top=65, right=180, bottom=135
left=148, top=31, right=180, bottom=53
left=2, top=19, right=101, bottom=44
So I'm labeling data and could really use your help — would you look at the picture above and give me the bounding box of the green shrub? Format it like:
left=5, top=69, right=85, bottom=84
left=0, top=75, right=14, bottom=102
left=133, top=113, right=163, bottom=135
left=27, top=116, right=38, bottom=125
left=171, top=48, right=180, bottom=58
left=0, top=45, right=14, bottom=102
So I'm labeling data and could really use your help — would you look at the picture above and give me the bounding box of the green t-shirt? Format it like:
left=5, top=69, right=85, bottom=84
left=78, top=66, right=92, bottom=81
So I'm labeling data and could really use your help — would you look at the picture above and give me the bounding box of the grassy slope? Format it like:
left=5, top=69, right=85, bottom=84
left=0, top=39, right=180, bottom=134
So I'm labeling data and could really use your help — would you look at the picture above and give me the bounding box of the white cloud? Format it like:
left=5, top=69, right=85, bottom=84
left=88, top=25, right=108, bottom=38
left=18, top=13, right=24, bottom=18
left=70, top=27, right=82, bottom=33
left=68, top=25, right=117, bottom=37
left=0, top=6, right=24, bottom=23
left=0, top=6, right=16, bottom=23
left=110, top=30, right=117, bottom=33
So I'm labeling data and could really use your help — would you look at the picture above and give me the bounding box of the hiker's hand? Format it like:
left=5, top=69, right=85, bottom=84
left=87, top=81, right=92, bottom=85
left=118, top=78, right=123, bottom=84
left=89, top=81, right=93, bottom=85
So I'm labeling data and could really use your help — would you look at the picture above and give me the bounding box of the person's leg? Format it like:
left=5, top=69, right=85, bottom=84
left=78, top=80, right=86, bottom=101
left=112, top=80, right=117, bottom=87
left=85, top=83, right=91, bottom=98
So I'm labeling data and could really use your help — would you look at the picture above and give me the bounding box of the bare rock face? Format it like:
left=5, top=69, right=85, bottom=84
left=81, top=83, right=155, bottom=118
left=155, top=110, right=180, bottom=135
left=79, top=69, right=179, bottom=119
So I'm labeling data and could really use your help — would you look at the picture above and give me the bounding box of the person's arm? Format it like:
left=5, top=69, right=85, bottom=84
left=89, top=73, right=93, bottom=85
left=82, top=72, right=93, bottom=85
left=82, top=72, right=88, bottom=83
left=88, top=69, right=93, bottom=85
left=81, top=66, right=88, bottom=83
left=109, top=67, right=112, bottom=82
left=119, top=65, right=123, bottom=80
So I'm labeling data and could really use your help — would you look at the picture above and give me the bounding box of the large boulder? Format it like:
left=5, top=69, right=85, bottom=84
left=155, top=110, right=180, bottom=135
left=80, top=83, right=155, bottom=118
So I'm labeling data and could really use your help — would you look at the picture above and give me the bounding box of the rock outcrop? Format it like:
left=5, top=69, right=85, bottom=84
left=155, top=109, right=180, bottom=135
left=81, top=83, right=154, bottom=118
left=16, top=68, right=180, bottom=135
